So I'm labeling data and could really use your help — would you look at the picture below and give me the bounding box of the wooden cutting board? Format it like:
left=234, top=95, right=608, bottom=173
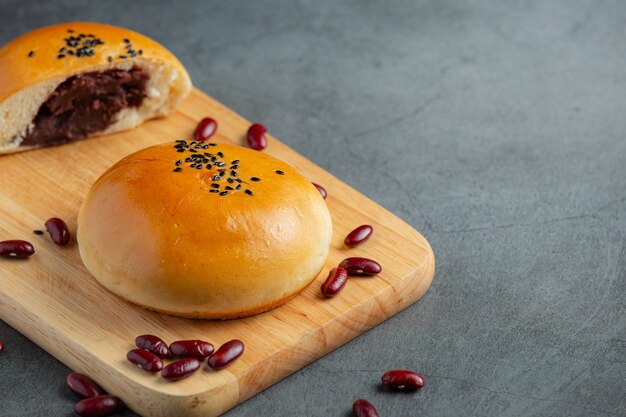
left=0, top=88, right=435, bottom=417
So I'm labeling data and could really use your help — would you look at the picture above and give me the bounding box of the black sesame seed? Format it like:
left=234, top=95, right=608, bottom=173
left=185, top=157, right=191, bottom=162
left=211, top=184, right=220, bottom=189
left=213, top=175, right=221, bottom=181
left=217, top=152, right=224, bottom=158
left=57, top=54, right=66, bottom=59
left=219, top=191, right=228, bottom=196
left=119, top=55, right=127, bottom=59
left=173, top=167, right=182, bottom=172
left=206, top=164, right=212, bottom=169
left=33, top=230, right=44, bottom=235
left=235, top=178, right=243, bottom=183
left=208, top=143, right=217, bottom=146
left=231, top=160, right=240, bottom=164
left=275, top=170, right=285, bottom=175
left=230, top=165, right=239, bottom=170
left=230, top=170, right=238, bottom=177
left=67, top=29, right=75, bottom=33
left=138, top=49, right=143, bottom=55
left=189, top=149, right=197, bottom=153
left=195, top=165, right=202, bottom=170
left=250, top=177, right=261, bottom=182
left=190, top=164, right=197, bottom=168
left=28, top=50, right=35, bottom=57
left=177, top=148, right=185, bottom=153
left=107, top=55, right=113, bottom=62
left=209, top=189, right=219, bottom=193
left=175, top=160, right=182, bottom=166
left=236, top=184, right=241, bottom=190
left=225, top=186, right=234, bottom=191
left=245, top=189, right=253, bottom=196
left=227, top=178, right=235, bottom=184
left=124, top=38, right=130, bottom=43
left=59, top=47, right=66, bottom=53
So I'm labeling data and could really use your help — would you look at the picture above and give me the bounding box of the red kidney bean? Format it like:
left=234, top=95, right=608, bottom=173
left=208, top=339, right=244, bottom=370
left=381, top=369, right=425, bottom=390
left=353, top=399, right=380, bottom=417
left=344, top=225, right=373, bottom=248
left=45, top=217, right=70, bottom=245
left=339, top=257, right=381, bottom=276
left=0, top=240, right=34, bottom=258
left=312, top=182, right=327, bottom=199
left=169, top=340, right=214, bottom=359
left=194, top=117, right=218, bottom=142
left=246, top=123, right=267, bottom=150
left=127, top=349, right=163, bottom=372
left=135, top=334, right=169, bottom=357
left=320, top=267, right=348, bottom=298
left=161, top=357, right=201, bottom=380
left=66, top=372, right=104, bottom=398
left=75, top=395, right=120, bottom=417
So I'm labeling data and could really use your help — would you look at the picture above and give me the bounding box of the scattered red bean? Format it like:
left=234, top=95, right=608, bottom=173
left=0, top=340, right=4, bottom=352
left=45, top=217, right=70, bottom=245
left=169, top=340, right=214, bottom=359
left=75, top=395, right=120, bottom=417
left=339, top=257, right=382, bottom=276
left=208, top=339, right=244, bottom=370
left=194, top=117, right=218, bottom=142
left=161, top=357, right=201, bottom=380
left=381, top=369, right=425, bottom=390
left=0, top=240, right=34, bottom=258
left=344, top=225, right=373, bottom=248
left=66, top=373, right=104, bottom=398
left=135, top=334, right=169, bottom=357
left=320, top=267, right=348, bottom=298
left=312, top=182, right=327, bottom=199
left=127, top=349, right=163, bottom=372
left=246, top=123, right=267, bottom=150
left=353, top=399, right=380, bottom=417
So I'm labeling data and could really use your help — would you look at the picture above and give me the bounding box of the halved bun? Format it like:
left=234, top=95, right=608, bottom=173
left=77, top=142, right=333, bottom=319
left=0, top=22, right=191, bottom=154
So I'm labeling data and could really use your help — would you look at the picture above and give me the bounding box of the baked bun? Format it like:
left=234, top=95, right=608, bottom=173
left=77, top=141, right=333, bottom=319
left=0, top=22, right=191, bottom=154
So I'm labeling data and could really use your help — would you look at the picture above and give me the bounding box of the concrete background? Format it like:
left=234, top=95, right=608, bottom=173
left=0, top=0, right=625, bottom=416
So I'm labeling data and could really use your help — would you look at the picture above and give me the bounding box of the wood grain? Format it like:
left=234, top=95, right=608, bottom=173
left=0, top=88, right=435, bottom=417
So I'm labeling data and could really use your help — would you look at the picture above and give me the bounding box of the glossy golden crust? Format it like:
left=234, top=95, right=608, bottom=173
left=0, top=22, right=188, bottom=102
left=78, top=142, right=333, bottom=319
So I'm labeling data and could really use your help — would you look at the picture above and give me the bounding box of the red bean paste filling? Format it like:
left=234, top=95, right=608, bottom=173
left=22, top=67, right=149, bottom=147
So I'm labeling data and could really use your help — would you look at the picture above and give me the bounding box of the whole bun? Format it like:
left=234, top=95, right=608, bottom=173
left=77, top=141, right=332, bottom=319
left=0, top=22, right=191, bottom=154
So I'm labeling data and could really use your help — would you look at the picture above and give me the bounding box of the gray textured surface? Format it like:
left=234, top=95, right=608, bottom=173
left=0, top=0, right=625, bottom=416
